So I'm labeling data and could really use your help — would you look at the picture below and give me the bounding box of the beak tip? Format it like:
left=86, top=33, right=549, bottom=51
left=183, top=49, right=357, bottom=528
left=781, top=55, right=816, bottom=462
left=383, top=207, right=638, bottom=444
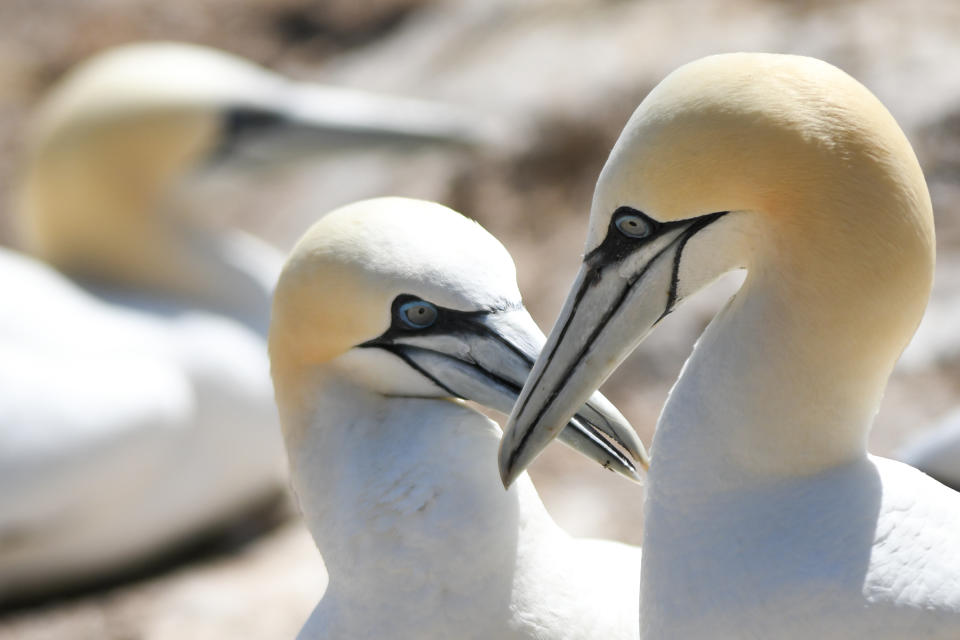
left=498, top=464, right=518, bottom=489
left=497, top=442, right=521, bottom=489
left=625, top=463, right=645, bottom=484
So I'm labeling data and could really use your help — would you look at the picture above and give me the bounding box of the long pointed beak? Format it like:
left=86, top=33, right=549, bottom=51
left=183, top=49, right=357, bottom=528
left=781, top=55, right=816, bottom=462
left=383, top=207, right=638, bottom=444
left=367, top=306, right=649, bottom=482
left=217, top=84, right=505, bottom=165
left=282, top=83, right=505, bottom=148
left=499, top=211, right=726, bottom=486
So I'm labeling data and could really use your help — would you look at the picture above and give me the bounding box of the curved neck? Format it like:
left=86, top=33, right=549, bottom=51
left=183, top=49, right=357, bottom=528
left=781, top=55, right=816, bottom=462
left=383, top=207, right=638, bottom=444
left=653, top=244, right=929, bottom=501
left=279, top=372, right=560, bottom=609
left=74, top=227, right=280, bottom=334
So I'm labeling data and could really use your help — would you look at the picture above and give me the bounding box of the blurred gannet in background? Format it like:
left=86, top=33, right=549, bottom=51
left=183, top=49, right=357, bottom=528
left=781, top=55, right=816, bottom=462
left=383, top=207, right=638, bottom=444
left=0, top=41, right=495, bottom=603
left=501, top=53, right=960, bottom=638
left=269, top=197, right=646, bottom=639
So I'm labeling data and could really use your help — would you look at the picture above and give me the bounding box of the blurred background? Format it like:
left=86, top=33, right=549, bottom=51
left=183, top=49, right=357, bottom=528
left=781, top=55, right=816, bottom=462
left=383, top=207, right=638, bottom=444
left=2, top=0, right=960, bottom=637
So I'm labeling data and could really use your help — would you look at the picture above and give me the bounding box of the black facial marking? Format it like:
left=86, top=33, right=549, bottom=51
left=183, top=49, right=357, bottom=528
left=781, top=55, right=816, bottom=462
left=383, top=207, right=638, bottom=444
left=361, top=294, right=523, bottom=347
left=506, top=208, right=727, bottom=470
left=385, top=341, right=523, bottom=400
left=359, top=295, right=530, bottom=399
left=585, top=207, right=680, bottom=266
left=209, top=106, right=290, bottom=162
left=658, top=214, right=720, bottom=322
left=361, top=295, right=637, bottom=475
left=373, top=345, right=460, bottom=397
left=224, top=107, right=288, bottom=138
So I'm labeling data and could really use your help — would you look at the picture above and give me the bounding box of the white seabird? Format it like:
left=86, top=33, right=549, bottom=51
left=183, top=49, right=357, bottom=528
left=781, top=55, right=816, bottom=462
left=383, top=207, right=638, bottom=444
left=0, top=41, right=496, bottom=603
left=501, top=53, right=960, bottom=639
left=269, top=197, right=646, bottom=639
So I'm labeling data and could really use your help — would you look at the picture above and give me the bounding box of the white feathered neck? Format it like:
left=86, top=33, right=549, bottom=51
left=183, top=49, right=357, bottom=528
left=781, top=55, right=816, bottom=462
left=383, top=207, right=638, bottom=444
left=283, top=370, right=640, bottom=639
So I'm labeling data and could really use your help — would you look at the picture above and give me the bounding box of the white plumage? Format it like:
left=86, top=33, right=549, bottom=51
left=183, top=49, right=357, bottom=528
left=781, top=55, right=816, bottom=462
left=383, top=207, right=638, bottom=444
left=0, top=42, right=497, bottom=602
left=0, top=235, right=284, bottom=599
left=269, top=198, right=644, bottom=639
left=502, top=53, right=960, bottom=638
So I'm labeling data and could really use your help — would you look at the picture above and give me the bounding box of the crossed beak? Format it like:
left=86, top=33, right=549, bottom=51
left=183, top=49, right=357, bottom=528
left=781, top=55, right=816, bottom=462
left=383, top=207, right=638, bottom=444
left=362, top=304, right=650, bottom=482
left=499, top=210, right=727, bottom=486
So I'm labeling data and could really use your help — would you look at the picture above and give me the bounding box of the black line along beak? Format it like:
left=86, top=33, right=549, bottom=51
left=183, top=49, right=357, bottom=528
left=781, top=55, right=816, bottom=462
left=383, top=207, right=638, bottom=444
left=211, top=85, right=499, bottom=167
left=500, top=209, right=727, bottom=487
left=360, top=296, right=648, bottom=482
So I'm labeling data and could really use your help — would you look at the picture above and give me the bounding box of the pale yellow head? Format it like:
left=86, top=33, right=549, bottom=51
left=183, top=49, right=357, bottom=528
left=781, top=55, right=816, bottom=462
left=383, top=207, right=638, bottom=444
left=501, top=53, right=935, bottom=483
left=593, top=52, right=932, bottom=287
left=269, top=197, right=519, bottom=372
left=16, top=42, right=286, bottom=290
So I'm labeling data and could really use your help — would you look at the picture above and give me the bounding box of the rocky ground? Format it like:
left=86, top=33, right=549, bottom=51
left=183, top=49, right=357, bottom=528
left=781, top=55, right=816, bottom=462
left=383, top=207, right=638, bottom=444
left=2, top=0, right=960, bottom=637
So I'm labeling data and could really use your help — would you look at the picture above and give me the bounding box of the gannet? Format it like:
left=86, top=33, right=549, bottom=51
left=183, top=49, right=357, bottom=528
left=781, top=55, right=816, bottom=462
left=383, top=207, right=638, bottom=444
left=501, top=53, right=960, bottom=638
left=0, top=42, right=493, bottom=603
left=269, top=197, right=646, bottom=639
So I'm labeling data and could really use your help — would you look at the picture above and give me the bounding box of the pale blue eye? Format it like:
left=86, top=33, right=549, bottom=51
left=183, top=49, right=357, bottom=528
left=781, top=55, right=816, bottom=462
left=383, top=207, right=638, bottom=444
left=614, top=211, right=652, bottom=239
left=399, top=300, right=438, bottom=329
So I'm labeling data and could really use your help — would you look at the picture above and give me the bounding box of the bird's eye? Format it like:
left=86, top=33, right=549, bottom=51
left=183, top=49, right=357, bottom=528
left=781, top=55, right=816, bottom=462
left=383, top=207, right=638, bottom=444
left=398, top=300, right=438, bottom=329
left=613, top=210, right=652, bottom=239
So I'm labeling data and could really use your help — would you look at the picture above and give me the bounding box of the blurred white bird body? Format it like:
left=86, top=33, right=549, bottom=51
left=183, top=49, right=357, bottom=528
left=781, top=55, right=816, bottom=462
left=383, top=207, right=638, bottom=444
left=0, top=236, right=283, bottom=597
left=502, top=54, right=960, bottom=639
left=1, top=41, right=498, bottom=602
left=270, top=198, right=644, bottom=639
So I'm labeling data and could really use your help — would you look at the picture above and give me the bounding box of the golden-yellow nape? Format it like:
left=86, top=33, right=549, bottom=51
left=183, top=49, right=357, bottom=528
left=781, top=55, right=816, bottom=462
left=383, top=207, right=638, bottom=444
left=590, top=53, right=931, bottom=236
left=504, top=52, right=960, bottom=640
left=502, top=52, right=935, bottom=485
left=593, top=52, right=934, bottom=351
left=269, top=197, right=519, bottom=370
left=589, top=53, right=932, bottom=272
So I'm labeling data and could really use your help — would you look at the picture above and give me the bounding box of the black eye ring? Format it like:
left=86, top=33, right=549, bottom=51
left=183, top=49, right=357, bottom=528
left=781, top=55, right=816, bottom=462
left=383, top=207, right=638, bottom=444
left=613, top=208, right=652, bottom=239
left=398, top=299, right=439, bottom=329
